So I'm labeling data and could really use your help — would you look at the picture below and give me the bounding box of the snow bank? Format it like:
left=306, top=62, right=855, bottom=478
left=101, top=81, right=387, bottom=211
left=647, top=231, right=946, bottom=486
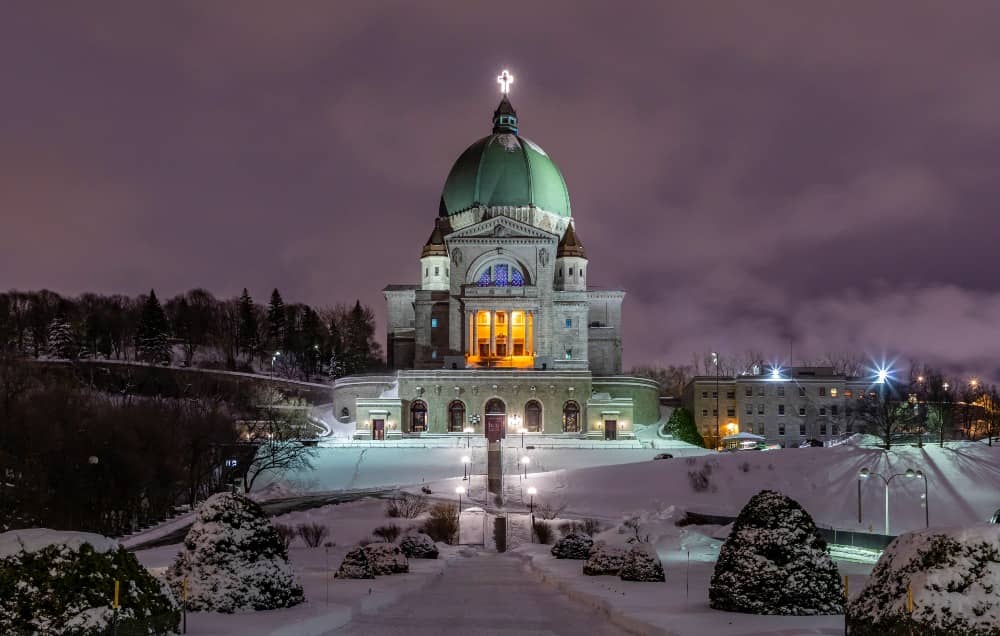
left=0, top=528, right=119, bottom=558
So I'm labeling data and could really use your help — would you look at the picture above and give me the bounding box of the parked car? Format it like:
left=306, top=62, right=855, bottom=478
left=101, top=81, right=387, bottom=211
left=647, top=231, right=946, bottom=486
left=653, top=453, right=674, bottom=460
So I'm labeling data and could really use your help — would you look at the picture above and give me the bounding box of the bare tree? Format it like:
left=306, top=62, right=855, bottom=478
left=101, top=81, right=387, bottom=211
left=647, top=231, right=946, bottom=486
left=240, top=387, right=319, bottom=493
left=854, top=384, right=914, bottom=450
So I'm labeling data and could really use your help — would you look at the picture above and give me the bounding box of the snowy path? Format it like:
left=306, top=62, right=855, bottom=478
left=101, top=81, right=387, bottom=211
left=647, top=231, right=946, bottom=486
left=330, top=553, right=627, bottom=635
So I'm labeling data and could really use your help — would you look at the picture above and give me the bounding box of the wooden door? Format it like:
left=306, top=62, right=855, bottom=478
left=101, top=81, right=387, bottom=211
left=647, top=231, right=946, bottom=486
left=604, top=419, right=617, bottom=441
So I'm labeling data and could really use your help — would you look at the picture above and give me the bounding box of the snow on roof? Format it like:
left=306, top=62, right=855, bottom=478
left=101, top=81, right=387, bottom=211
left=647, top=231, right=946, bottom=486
left=722, top=432, right=765, bottom=441
left=0, top=528, right=119, bottom=559
left=379, top=380, right=399, bottom=398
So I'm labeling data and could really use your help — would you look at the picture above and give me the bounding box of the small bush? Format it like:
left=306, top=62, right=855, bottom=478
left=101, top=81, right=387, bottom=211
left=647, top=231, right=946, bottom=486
left=273, top=523, right=296, bottom=550
left=398, top=533, right=438, bottom=559
left=739, top=461, right=751, bottom=473
left=385, top=491, right=428, bottom=519
left=688, top=463, right=715, bottom=492
left=422, top=503, right=459, bottom=544
left=535, top=500, right=566, bottom=520
left=297, top=522, right=330, bottom=548
left=533, top=521, right=554, bottom=544
left=421, top=486, right=432, bottom=494
left=372, top=524, right=402, bottom=543
left=551, top=533, right=594, bottom=559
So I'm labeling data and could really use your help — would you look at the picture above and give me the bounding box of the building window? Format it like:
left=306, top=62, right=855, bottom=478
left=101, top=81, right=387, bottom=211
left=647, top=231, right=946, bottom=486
left=778, top=425, right=786, bottom=436
left=712, top=409, right=718, bottom=417
left=757, top=404, right=765, bottom=415
left=778, top=404, right=785, bottom=415
left=410, top=400, right=428, bottom=433
left=798, top=387, right=806, bottom=397
left=799, top=423, right=806, bottom=436
left=702, top=391, right=708, bottom=399
left=777, top=386, right=785, bottom=397
left=565, top=349, right=572, bottom=360
left=820, top=423, right=827, bottom=435
left=565, top=318, right=573, bottom=328
left=830, top=388, right=838, bottom=397
left=562, top=401, right=580, bottom=433
left=844, top=389, right=853, bottom=398
left=525, top=400, right=542, bottom=432
left=448, top=401, right=465, bottom=432
left=819, top=387, right=826, bottom=397
left=431, top=350, right=437, bottom=360
left=425, top=267, right=429, bottom=277
left=340, top=407, right=350, bottom=419
left=757, top=423, right=765, bottom=436
left=476, top=263, right=525, bottom=287
left=831, top=405, right=839, bottom=416
left=746, top=404, right=753, bottom=415
left=431, top=318, right=438, bottom=328
left=798, top=406, right=806, bottom=416
left=726, top=391, right=735, bottom=399
left=434, top=266, right=439, bottom=276
left=568, top=267, right=574, bottom=276
left=758, top=387, right=765, bottom=397
left=745, top=387, right=752, bottom=397
left=712, top=391, right=718, bottom=398
left=726, top=407, right=736, bottom=417
left=702, top=409, right=708, bottom=417
left=819, top=406, right=826, bottom=416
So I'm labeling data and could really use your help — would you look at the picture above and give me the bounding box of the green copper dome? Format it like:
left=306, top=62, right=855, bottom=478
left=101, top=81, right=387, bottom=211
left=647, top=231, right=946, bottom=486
left=439, top=97, right=571, bottom=218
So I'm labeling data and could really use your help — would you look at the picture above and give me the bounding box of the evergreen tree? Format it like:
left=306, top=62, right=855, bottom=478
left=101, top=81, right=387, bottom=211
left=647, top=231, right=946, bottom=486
left=46, top=315, right=78, bottom=359
left=343, top=300, right=377, bottom=374
left=136, top=289, right=171, bottom=365
left=266, top=289, right=285, bottom=354
left=666, top=407, right=705, bottom=447
left=237, top=288, right=258, bottom=362
left=328, top=318, right=345, bottom=379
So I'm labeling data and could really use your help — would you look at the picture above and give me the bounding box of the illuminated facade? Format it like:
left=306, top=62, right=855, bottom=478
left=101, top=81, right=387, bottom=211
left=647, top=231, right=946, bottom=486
left=333, top=80, right=660, bottom=441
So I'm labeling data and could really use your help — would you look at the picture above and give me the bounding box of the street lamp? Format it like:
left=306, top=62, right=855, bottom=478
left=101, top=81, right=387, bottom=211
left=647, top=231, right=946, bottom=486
left=455, top=486, right=466, bottom=544
left=712, top=351, right=720, bottom=448
left=908, top=468, right=929, bottom=528
left=520, top=455, right=530, bottom=480
left=461, top=455, right=471, bottom=481
left=527, top=485, right=537, bottom=542
left=518, top=427, right=527, bottom=448
left=463, top=426, right=474, bottom=448
left=858, top=467, right=929, bottom=534
left=271, top=351, right=282, bottom=376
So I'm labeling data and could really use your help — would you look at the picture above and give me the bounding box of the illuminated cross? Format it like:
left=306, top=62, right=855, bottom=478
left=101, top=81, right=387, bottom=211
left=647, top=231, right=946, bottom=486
left=497, top=69, right=513, bottom=94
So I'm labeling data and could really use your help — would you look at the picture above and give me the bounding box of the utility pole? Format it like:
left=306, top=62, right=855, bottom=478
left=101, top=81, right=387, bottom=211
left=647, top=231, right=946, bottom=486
left=712, top=352, right=720, bottom=448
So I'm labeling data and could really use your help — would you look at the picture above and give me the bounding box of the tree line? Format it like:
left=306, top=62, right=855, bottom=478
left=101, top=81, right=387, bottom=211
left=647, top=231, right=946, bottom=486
left=0, top=288, right=382, bottom=381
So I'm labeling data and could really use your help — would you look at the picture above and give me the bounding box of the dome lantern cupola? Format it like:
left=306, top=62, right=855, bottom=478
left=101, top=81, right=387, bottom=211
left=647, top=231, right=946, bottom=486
left=492, top=95, right=519, bottom=134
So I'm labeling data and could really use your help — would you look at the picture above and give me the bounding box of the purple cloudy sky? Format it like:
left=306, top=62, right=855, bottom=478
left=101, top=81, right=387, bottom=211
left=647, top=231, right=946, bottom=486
left=3, top=2, right=999, bottom=380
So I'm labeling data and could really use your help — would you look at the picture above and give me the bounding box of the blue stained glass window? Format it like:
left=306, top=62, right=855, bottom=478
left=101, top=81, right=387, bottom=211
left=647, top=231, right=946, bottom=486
left=511, top=268, right=524, bottom=287
left=477, top=268, right=492, bottom=287
left=494, top=264, right=509, bottom=287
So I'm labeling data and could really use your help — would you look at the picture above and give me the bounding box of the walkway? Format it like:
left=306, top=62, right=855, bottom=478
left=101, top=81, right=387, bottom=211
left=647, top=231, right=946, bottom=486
left=330, top=553, right=627, bottom=635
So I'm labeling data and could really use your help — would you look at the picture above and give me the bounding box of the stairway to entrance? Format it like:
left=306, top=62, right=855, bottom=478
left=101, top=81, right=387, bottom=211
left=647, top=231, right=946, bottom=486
left=331, top=553, right=626, bottom=635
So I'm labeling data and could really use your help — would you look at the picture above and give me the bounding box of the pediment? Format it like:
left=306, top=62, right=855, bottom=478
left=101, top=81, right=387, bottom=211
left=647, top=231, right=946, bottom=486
left=446, top=215, right=557, bottom=242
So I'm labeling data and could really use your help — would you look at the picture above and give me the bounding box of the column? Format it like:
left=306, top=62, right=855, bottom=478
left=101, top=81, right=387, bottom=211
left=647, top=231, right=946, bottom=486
left=506, top=312, right=513, bottom=358
left=466, top=311, right=473, bottom=355
left=489, top=310, right=496, bottom=357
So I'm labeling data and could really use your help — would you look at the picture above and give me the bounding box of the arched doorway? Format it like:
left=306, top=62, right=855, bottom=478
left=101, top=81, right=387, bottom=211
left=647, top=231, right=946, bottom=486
left=525, top=400, right=542, bottom=433
left=485, top=398, right=506, bottom=441
left=562, top=400, right=581, bottom=433
left=410, top=400, right=428, bottom=433
left=448, top=400, right=466, bottom=433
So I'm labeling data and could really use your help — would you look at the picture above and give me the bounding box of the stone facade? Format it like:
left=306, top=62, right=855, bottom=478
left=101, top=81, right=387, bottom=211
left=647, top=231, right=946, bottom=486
left=681, top=367, right=872, bottom=447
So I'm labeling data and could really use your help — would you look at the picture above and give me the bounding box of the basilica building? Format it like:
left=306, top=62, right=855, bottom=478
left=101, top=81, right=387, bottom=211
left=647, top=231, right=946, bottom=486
left=333, top=77, right=659, bottom=442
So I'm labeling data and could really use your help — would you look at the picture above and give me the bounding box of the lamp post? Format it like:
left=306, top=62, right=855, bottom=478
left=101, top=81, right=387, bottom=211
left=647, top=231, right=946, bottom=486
left=463, top=425, right=474, bottom=448
left=461, top=455, right=470, bottom=481
left=271, top=351, right=281, bottom=377
left=520, top=455, right=530, bottom=480
left=455, top=485, right=466, bottom=543
left=858, top=467, right=929, bottom=534
left=712, top=351, right=720, bottom=449
left=527, top=485, right=537, bottom=542
left=518, top=426, right=527, bottom=449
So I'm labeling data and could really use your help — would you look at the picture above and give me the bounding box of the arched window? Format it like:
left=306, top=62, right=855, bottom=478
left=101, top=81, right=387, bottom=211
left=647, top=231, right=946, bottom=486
left=525, top=400, right=542, bottom=433
left=410, top=400, right=427, bottom=433
left=448, top=400, right=466, bottom=433
left=475, top=262, right=526, bottom=288
left=563, top=401, right=580, bottom=433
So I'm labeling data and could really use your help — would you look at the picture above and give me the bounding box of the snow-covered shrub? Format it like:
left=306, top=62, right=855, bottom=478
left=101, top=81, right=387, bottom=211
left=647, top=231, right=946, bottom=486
left=847, top=525, right=1000, bottom=636
left=363, top=543, right=409, bottom=575
left=551, top=533, right=594, bottom=559
left=710, top=490, right=842, bottom=615
left=372, top=523, right=402, bottom=543
left=165, top=493, right=303, bottom=613
left=533, top=521, right=554, bottom=544
left=0, top=529, right=179, bottom=635
left=297, top=522, right=329, bottom=547
left=421, top=502, right=458, bottom=544
left=619, top=543, right=665, bottom=582
left=398, top=532, right=438, bottom=559
left=385, top=491, right=428, bottom=519
left=583, top=542, right=627, bottom=576
left=335, top=547, right=374, bottom=579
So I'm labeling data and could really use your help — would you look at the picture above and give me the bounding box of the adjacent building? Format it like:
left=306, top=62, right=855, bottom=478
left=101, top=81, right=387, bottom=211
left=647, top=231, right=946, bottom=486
left=681, top=367, right=874, bottom=447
